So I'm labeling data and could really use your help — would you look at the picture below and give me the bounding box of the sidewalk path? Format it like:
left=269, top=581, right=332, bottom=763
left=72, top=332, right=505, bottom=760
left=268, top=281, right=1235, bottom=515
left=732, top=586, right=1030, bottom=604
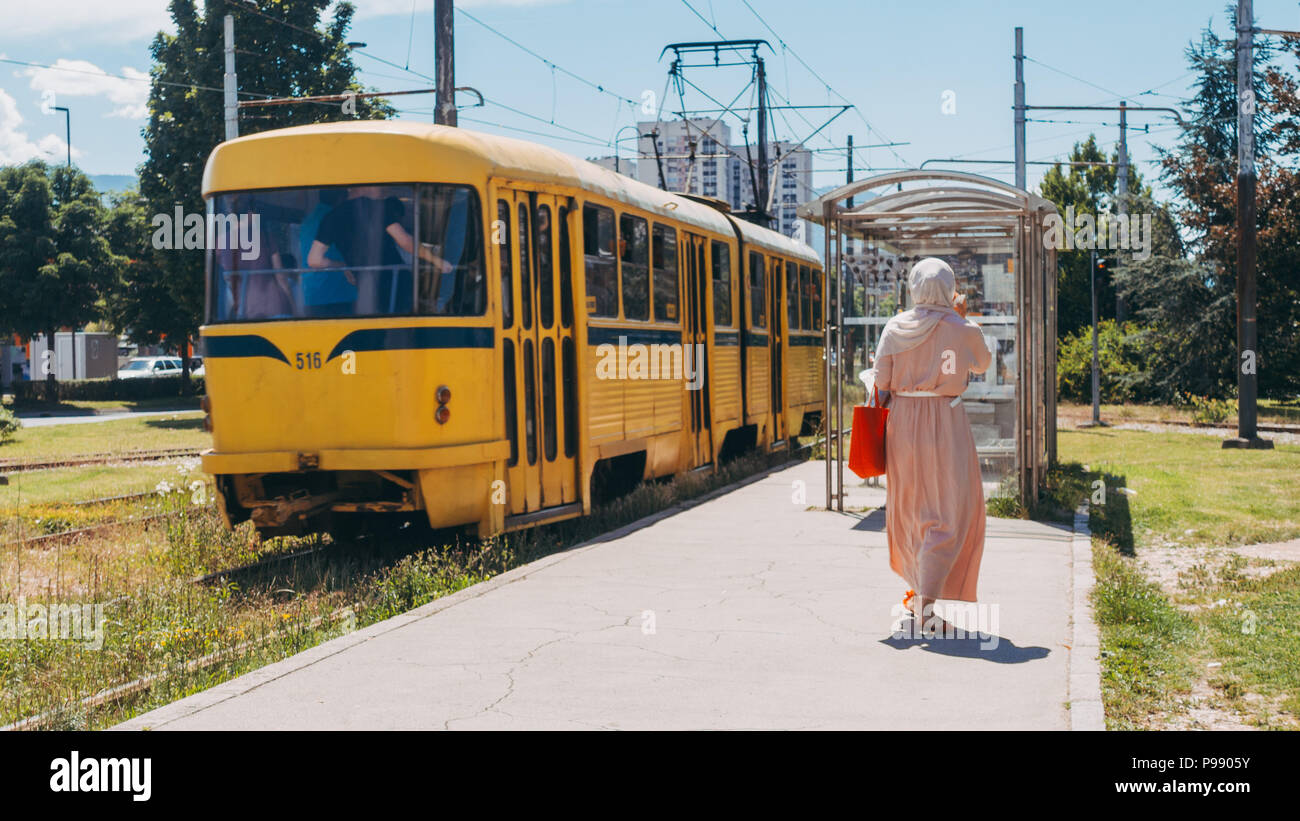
left=14, top=408, right=199, bottom=428
left=116, top=460, right=1078, bottom=730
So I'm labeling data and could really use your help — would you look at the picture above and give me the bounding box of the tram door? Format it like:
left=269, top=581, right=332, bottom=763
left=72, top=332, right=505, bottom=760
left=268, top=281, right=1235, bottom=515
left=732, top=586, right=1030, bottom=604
left=681, top=232, right=712, bottom=465
left=501, top=189, right=579, bottom=516
left=767, top=257, right=786, bottom=444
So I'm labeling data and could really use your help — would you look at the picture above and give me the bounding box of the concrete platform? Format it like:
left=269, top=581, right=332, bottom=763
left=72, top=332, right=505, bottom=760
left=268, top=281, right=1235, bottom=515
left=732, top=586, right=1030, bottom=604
left=116, top=460, right=1081, bottom=731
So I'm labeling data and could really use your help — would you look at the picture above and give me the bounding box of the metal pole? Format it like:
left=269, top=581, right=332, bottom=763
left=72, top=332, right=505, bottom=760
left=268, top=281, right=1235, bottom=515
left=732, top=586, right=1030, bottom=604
left=1091, top=251, right=1100, bottom=425
left=756, top=55, right=770, bottom=227
left=823, top=202, right=833, bottom=510
left=56, top=107, right=70, bottom=169
left=846, top=135, right=854, bottom=209
left=54, top=104, right=74, bottom=380
left=1116, top=100, right=1128, bottom=322
left=835, top=220, right=844, bottom=512
left=1224, top=0, right=1269, bottom=449
left=435, top=0, right=457, bottom=126
left=223, top=14, right=237, bottom=141
left=1014, top=27, right=1026, bottom=190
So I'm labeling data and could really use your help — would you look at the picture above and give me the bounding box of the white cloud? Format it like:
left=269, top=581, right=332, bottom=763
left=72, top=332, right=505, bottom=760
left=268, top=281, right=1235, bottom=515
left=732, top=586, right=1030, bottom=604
left=22, top=59, right=150, bottom=119
left=6, top=0, right=568, bottom=37
left=0, top=89, right=83, bottom=166
left=2, top=0, right=172, bottom=40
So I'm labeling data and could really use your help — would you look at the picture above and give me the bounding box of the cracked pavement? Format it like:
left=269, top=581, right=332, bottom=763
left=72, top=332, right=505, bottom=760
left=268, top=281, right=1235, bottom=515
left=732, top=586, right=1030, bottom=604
left=114, top=461, right=1074, bottom=730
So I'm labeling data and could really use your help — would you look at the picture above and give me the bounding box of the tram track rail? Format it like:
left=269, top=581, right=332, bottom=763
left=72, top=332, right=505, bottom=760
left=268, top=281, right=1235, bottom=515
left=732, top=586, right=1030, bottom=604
left=0, top=447, right=204, bottom=474
left=0, top=513, right=173, bottom=551
left=1056, top=413, right=1300, bottom=435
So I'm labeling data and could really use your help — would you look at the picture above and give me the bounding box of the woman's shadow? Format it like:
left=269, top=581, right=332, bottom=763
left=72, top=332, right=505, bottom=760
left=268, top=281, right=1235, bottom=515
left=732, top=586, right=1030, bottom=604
left=854, top=507, right=1051, bottom=663
left=878, top=617, right=1051, bottom=663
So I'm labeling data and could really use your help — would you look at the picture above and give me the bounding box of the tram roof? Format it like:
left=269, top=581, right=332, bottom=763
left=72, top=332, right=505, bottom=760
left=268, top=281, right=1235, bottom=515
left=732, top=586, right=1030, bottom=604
left=203, top=120, right=819, bottom=266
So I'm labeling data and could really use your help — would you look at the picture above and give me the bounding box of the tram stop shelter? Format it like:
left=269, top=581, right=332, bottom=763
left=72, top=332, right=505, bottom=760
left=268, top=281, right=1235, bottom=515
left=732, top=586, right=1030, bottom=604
left=797, top=170, right=1059, bottom=509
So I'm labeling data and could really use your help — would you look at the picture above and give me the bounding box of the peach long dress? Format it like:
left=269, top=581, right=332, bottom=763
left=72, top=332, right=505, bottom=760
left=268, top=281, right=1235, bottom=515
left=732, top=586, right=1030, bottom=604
left=873, top=315, right=993, bottom=602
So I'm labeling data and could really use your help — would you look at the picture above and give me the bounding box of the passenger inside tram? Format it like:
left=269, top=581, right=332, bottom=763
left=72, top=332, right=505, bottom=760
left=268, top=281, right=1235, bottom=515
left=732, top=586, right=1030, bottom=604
left=307, top=185, right=452, bottom=315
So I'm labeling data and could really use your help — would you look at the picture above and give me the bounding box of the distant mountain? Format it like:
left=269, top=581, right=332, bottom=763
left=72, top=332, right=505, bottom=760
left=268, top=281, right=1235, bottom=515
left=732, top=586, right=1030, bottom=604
left=89, top=174, right=137, bottom=195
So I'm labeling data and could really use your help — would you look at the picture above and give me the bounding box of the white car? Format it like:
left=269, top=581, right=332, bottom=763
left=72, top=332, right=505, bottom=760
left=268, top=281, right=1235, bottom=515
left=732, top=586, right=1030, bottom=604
left=117, top=356, right=184, bottom=380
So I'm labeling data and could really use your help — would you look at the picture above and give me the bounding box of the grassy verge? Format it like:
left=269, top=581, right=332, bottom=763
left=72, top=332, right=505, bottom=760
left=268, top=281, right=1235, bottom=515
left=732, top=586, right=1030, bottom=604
left=1061, top=428, right=1300, bottom=551
left=1056, top=428, right=1300, bottom=729
left=0, top=463, right=195, bottom=545
left=0, top=448, right=795, bottom=730
left=1, top=463, right=192, bottom=508
left=0, top=412, right=207, bottom=463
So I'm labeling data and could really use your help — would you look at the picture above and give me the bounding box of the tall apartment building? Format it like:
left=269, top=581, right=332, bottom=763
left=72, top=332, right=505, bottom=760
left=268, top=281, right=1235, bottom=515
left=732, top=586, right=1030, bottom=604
left=634, top=118, right=733, bottom=201
left=632, top=119, right=813, bottom=241
left=587, top=155, right=637, bottom=178
left=732, top=139, right=813, bottom=238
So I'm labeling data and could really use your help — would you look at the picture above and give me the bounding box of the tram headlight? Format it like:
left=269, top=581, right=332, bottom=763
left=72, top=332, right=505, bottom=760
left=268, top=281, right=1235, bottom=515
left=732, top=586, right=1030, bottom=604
left=435, top=385, right=451, bottom=404
left=435, top=405, right=451, bottom=425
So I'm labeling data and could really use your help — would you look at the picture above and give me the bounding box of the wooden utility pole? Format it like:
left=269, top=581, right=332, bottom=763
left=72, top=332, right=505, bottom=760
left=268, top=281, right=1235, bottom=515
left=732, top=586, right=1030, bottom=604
left=1224, top=0, right=1271, bottom=449
left=435, top=0, right=457, bottom=126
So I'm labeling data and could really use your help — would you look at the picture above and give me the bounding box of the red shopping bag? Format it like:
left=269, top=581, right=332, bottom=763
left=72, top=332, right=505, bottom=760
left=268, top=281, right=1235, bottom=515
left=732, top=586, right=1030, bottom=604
left=848, top=386, right=889, bottom=479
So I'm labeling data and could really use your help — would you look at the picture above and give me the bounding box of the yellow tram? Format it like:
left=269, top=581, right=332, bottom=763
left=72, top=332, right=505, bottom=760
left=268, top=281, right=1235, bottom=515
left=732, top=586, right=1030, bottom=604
left=199, top=121, right=823, bottom=539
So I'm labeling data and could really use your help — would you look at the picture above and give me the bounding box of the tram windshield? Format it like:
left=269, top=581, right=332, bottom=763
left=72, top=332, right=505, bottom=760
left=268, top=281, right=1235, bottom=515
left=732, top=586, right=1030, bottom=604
left=207, top=183, right=484, bottom=322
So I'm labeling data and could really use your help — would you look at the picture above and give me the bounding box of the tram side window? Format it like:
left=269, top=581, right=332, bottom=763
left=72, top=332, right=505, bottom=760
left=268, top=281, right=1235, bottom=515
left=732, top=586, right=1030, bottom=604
left=518, top=203, right=533, bottom=330
left=652, top=224, right=678, bottom=322
left=811, top=270, right=823, bottom=329
left=711, top=241, right=732, bottom=326
left=799, top=265, right=812, bottom=330
left=497, top=200, right=513, bottom=329
left=583, top=204, right=617, bottom=317
left=559, top=206, right=573, bottom=328
left=748, top=251, right=766, bottom=329
left=417, top=184, right=485, bottom=316
left=786, top=261, right=801, bottom=331
left=620, top=213, right=649, bottom=321
left=537, top=204, right=554, bottom=328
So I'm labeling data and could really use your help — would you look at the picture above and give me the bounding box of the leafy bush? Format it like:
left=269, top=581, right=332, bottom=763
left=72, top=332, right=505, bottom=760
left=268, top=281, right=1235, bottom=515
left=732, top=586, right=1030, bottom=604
left=1178, top=392, right=1235, bottom=425
left=0, top=404, right=20, bottom=444
left=10, top=376, right=203, bottom=403
left=1056, top=319, right=1150, bottom=404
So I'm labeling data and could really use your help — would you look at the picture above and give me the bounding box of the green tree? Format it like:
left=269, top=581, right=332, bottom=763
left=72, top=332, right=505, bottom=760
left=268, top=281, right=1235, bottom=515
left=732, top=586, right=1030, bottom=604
left=0, top=161, right=115, bottom=401
left=1122, top=12, right=1292, bottom=400
left=135, top=0, right=392, bottom=389
left=104, top=190, right=190, bottom=360
left=1036, top=135, right=1182, bottom=339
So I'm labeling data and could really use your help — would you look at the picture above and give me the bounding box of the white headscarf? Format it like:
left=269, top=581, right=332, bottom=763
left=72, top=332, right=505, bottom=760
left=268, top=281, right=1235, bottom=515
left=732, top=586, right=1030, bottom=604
left=874, top=257, right=962, bottom=359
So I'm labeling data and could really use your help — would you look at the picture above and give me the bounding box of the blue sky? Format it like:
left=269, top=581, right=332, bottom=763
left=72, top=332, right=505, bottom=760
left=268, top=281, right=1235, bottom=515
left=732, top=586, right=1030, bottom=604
left=2, top=0, right=1297, bottom=200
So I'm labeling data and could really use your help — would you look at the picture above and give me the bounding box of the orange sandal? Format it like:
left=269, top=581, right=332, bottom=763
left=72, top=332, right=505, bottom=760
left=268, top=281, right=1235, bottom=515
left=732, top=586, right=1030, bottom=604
left=903, top=589, right=916, bottom=613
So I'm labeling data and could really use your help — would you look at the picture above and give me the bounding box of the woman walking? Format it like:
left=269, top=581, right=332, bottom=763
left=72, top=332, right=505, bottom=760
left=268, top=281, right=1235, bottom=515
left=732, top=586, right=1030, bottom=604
left=872, top=258, right=992, bottom=636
